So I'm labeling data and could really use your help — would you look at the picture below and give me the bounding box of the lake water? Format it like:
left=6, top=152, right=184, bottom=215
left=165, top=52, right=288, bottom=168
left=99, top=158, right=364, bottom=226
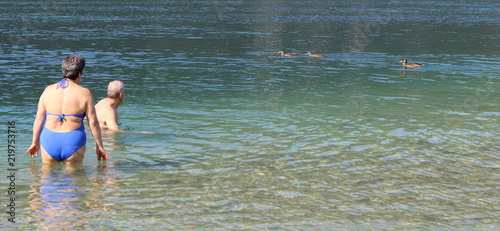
left=1, top=0, right=499, bottom=230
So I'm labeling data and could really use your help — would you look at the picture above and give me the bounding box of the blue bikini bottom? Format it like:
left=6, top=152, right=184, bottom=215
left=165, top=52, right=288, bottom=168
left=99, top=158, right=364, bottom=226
left=40, top=122, right=86, bottom=161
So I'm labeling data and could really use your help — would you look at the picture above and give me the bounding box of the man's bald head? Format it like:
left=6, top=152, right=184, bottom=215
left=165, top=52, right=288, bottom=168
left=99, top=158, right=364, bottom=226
left=107, top=80, right=124, bottom=98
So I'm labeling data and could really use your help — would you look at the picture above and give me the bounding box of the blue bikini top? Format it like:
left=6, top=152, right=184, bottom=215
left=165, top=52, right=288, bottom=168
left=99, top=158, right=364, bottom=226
left=46, top=113, right=85, bottom=122
left=56, top=78, right=69, bottom=89
left=49, top=79, right=85, bottom=122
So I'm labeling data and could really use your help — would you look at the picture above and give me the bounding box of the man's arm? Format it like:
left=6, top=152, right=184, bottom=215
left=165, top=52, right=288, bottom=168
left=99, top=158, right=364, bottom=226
left=104, top=108, right=120, bottom=131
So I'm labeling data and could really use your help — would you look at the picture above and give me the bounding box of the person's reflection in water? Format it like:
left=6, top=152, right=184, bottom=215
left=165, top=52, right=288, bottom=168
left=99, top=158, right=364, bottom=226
left=101, top=129, right=128, bottom=152
left=28, top=162, right=119, bottom=230
left=27, top=163, right=87, bottom=229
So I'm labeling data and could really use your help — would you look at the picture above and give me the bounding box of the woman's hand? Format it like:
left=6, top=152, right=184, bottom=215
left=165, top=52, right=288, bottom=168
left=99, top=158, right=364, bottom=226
left=26, top=143, right=40, bottom=158
left=96, top=145, right=108, bottom=161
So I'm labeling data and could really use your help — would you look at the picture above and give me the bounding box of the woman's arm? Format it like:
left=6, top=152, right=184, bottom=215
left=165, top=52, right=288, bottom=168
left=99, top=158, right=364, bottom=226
left=26, top=90, right=47, bottom=158
left=85, top=89, right=108, bottom=160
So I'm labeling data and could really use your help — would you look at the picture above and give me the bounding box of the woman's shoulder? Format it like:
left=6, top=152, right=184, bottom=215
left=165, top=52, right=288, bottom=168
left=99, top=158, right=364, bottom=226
left=45, top=82, right=58, bottom=89
left=41, top=83, right=58, bottom=95
left=72, top=83, right=92, bottom=94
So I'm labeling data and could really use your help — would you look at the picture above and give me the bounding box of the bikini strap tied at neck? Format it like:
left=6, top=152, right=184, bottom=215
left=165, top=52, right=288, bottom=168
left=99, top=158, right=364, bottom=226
left=56, top=78, right=69, bottom=89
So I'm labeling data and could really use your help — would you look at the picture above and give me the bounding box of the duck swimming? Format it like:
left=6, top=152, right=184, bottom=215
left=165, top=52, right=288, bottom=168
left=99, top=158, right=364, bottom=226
left=306, top=52, right=327, bottom=57
left=277, top=51, right=299, bottom=56
left=400, top=59, right=424, bottom=68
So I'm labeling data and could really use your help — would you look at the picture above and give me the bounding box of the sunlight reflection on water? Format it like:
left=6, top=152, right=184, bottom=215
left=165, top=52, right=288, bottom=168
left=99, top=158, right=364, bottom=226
left=1, top=0, right=499, bottom=230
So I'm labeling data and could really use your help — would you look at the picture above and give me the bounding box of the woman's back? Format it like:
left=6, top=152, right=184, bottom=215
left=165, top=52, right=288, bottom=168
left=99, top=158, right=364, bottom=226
left=42, top=80, right=90, bottom=132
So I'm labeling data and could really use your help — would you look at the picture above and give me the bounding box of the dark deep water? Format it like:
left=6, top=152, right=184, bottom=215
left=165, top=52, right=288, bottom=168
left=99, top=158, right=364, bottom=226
left=1, top=0, right=499, bottom=230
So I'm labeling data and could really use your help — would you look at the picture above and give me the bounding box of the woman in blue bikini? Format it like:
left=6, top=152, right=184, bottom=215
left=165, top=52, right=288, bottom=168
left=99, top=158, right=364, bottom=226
left=26, top=54, right=108, bottom=163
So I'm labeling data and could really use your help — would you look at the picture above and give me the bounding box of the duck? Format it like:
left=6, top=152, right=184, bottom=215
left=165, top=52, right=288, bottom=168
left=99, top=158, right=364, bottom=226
left=400, top=59, right=424, bottom=68
left=277, top=51, right=299, bottom=56
left=306, top=52, right=327, bottom=57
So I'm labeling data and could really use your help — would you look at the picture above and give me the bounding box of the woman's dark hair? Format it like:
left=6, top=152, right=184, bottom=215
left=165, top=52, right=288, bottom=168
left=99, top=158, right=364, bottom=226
left=61, top=54, right=85, bottom=80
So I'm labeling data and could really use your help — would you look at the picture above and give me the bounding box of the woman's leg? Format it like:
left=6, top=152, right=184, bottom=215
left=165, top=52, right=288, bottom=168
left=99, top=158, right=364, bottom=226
left=64, top=145, right=86, bottom=164
left=41, top=147, right=60, bottom=164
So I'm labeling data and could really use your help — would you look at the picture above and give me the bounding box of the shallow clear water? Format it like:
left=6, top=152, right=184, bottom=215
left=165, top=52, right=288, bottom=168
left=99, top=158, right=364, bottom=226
left=1, top=0, right=499, bottom=230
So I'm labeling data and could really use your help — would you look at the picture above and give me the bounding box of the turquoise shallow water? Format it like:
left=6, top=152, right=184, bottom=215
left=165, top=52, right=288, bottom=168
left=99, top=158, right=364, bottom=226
left=1, top=0, right=499, bottom=230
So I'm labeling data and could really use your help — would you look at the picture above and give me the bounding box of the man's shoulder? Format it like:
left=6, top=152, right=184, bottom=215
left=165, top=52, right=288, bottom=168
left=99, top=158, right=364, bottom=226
left=95, top=98, right=113, bottom=109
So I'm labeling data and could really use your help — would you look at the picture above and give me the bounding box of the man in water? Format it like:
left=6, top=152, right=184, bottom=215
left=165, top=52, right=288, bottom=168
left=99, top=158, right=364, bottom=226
left=95, top=80, right=125, bottom=131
